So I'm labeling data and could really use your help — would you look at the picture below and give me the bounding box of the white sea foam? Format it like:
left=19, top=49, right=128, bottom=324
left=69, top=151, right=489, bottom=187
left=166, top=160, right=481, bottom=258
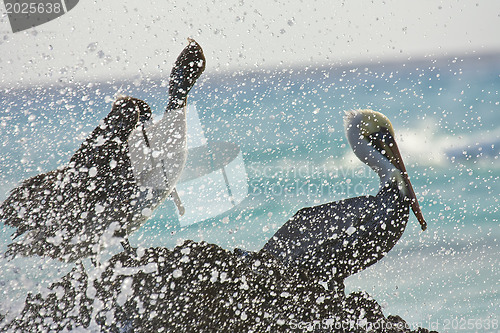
left=396, top=118, right=499, bottom=167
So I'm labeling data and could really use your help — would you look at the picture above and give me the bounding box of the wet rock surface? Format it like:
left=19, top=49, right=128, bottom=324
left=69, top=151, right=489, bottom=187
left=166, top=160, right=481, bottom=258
left=1, top=241, right=437, bottom=332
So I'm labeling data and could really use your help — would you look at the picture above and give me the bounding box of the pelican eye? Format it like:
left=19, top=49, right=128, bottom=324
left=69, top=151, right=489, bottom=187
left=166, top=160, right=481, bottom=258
left=367, top=127, right=394, bottom=159
left=367, top=127, right=391, bottom=143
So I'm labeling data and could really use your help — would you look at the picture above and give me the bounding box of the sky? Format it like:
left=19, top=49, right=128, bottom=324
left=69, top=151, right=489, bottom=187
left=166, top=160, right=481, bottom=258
left=0, top=0, right=499, bottom=87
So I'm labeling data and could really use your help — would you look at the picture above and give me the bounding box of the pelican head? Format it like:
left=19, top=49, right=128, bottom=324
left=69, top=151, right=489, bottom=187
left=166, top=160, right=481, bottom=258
left=344, top=109, right=427, bottom=230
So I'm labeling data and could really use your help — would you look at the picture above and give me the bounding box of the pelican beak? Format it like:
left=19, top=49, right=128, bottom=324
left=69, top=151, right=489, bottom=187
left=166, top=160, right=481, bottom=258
left=379, top=132, right=428, bottom=231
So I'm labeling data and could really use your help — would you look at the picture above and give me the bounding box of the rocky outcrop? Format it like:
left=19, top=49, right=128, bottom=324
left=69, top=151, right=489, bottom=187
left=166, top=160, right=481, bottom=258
left=1, top=241, right=436, bottom=332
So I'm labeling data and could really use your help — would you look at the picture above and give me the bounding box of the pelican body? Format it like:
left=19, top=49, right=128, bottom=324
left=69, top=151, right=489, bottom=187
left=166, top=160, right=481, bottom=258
left=126, top=38, right=205, bottom=232
left=0, top=40, right=205, bottom=262
left=263, top=109, right=427, bottom=285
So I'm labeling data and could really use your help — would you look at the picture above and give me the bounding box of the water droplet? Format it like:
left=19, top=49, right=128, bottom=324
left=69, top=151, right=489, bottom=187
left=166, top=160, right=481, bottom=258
left=87, top=42, right=98, bottom=52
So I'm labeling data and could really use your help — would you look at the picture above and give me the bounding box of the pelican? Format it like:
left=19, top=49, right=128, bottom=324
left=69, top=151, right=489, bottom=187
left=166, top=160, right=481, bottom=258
left=0, top=39, right=205, bottom=262
left=262, top=109, right=427, bottom=288
left=127, top=38, right=206, bottom=221
left=125, top=38, right=205, bottom=235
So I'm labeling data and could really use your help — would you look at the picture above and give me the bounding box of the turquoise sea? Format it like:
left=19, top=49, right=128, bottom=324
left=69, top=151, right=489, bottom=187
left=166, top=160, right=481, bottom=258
left=1, top=54, right=498, bottom=330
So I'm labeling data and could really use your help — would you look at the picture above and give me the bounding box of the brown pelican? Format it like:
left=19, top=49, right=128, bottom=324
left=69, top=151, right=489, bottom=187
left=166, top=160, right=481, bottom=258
left=0, top=39, right=205, bottom=262
left=126, top=38, right=206, bottom=234
left=262, top=109, right=427, bottom=288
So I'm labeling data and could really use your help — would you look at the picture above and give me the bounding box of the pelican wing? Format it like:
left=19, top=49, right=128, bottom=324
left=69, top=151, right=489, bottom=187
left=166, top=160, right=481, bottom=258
left=1, top=169, right=62, bottom=233
left=1, top=135, right=138, bottom=260
left=262, top=195, right=376, bottom=266
left=262, top=182, right=409, bottom=282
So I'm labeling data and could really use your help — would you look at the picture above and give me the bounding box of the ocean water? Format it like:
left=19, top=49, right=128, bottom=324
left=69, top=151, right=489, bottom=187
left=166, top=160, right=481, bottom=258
left=0, top=54, right=498, bottom=330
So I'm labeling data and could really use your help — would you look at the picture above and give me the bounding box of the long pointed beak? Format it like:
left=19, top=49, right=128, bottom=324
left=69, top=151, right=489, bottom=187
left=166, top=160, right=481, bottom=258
left=384, top=136, right=427, bottom=231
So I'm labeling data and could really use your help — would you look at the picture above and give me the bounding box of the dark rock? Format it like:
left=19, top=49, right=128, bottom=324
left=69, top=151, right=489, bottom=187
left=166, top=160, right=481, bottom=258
left=1, top=241, right=435, bottom=332
left=2, top=263, right=92, bottom=331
